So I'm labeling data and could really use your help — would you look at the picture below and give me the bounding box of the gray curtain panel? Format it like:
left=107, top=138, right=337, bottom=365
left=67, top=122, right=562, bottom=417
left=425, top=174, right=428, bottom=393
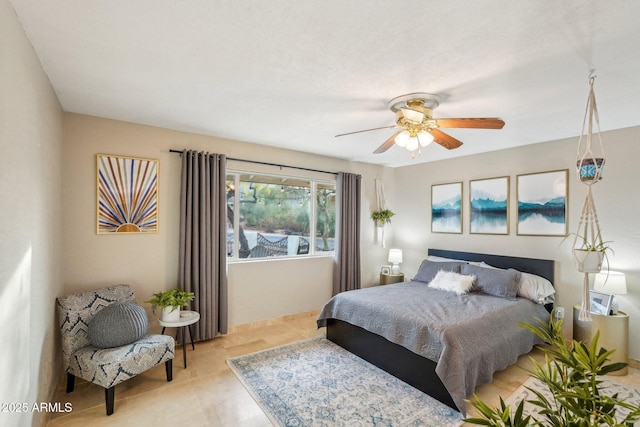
left=179, top=150, right=228, bottom=341
left=333, top=172, right=362, bottom=295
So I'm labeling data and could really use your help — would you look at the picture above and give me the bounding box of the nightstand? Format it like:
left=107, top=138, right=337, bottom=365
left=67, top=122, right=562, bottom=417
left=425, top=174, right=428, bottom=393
left=573, top=304, right=629, bottom=375
left=380, top=272, right=404, bottom=285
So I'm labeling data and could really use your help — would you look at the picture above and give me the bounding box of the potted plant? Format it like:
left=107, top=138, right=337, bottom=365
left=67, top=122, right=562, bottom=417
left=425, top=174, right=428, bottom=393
left=568, top=231, right=613, bottom=273
left=145, top=288, right=195, bottom=322
left=371, top=209, right=395, bottom=227
left=464, top=314, right=640, bottom=426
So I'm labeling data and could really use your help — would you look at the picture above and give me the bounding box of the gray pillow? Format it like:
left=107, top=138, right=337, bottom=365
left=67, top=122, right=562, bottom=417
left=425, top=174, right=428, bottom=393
left=460, top=264, right=522, bottom=299
left=412, top=261, right=467, bottom=283
left=88, top=302, right=148, bottom=348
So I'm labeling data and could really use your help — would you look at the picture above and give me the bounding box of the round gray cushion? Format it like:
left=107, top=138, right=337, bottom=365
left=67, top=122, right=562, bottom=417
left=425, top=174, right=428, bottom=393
left=88, top=302, right=149, bottom=348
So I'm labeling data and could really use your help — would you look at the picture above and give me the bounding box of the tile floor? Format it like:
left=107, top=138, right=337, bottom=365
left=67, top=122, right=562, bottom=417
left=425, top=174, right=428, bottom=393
left=46, top=312, right=640, bottom=426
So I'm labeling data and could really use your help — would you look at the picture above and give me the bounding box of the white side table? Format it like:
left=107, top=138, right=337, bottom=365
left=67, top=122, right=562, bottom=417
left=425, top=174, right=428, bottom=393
left=158, top=310, right=200, bottom=368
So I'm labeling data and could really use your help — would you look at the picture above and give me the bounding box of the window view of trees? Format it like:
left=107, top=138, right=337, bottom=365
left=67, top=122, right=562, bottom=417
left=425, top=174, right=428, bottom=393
left=226, top=173, right=335, bottom=259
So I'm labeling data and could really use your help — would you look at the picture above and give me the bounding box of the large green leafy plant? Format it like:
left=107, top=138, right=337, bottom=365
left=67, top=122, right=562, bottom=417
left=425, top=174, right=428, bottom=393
left=464, top=314, right=640, bottom=426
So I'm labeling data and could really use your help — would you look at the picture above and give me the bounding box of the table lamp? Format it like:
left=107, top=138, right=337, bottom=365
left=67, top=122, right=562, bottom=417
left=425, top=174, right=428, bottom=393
left=388, top=249, right=403, bottom=274
left=594, top=271, right=627, bottom=314
left=594, top=271, right=627, bottom=295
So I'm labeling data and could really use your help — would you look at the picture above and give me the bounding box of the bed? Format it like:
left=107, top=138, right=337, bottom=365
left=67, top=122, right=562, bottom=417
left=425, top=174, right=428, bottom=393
left=317, top=249, right=555, bottom=414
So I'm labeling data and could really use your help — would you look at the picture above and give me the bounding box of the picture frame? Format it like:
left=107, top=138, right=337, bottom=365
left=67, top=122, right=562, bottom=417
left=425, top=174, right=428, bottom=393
left=97, top=154, right=159, bottom=234
left=589, top=290, right=613, bottom=315
left=380, top=265, right=391, bottom=275
left=469, top=176, right=509, bottom=235
left=516, top=169, right=568, bottom=236
left=431, top=182, right=462, bottom=234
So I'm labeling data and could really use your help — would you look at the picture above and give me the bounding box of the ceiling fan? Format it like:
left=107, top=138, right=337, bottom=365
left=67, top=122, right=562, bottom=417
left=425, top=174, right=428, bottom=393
left=336, top=93, right=505, bottom=158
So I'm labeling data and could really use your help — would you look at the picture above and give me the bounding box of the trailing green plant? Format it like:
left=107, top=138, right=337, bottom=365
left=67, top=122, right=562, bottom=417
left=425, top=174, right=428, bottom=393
left=145, top=288, right=195, bottom=314
left=371, top=209, right=395, bottom=225
left=464, top=313, right=640, bottom=426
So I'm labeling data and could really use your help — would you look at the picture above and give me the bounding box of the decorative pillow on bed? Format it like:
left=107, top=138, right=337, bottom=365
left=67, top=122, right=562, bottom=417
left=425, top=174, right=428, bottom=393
left=413, top=260, right=467, bottom=283
left=469, top=262, right=555, bottom=304
left=460, top=264, right=521, bottom=299
left=428, top=270, right=475, bottom=295
left=518, top=272, right=555, bottom=304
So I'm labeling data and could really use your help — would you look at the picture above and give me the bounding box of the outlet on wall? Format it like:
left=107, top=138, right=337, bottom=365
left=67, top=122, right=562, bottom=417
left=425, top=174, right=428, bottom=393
left=554, top=307, right=564, bottom=319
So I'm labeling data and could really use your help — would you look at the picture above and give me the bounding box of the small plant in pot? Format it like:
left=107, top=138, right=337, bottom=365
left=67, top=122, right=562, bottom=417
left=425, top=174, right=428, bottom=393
left=567, top=231, right=614, bottom=273
left=146, top=288, right=195, bottom=322
left=371, top=209, right=395, bottom=227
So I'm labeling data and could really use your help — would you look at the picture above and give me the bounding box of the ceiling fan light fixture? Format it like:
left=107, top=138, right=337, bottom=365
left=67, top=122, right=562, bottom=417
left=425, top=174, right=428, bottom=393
left=400, top=107, right=425, bottom=123
left=395, top=130, right=410, bottom=148
left=405, top=136, right=420, bottom=152
left=417, top=130, right=434, bottom=147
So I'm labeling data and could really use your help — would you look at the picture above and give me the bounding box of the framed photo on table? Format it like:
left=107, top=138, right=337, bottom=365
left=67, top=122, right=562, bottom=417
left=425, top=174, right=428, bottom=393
left=589, top=290, right=613, bottom=315
left=380, top=265, right=391, bottom=275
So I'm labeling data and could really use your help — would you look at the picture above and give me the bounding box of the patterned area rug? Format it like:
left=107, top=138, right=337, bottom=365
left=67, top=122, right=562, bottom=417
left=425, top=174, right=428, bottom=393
left=504, top=375, right=640, bottom=423
left=227, top=337, right=462, bottom=427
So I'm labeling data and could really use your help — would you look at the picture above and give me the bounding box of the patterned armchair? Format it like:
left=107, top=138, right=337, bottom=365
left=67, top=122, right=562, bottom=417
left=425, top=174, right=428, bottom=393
left=56, top=284, right=175, bottom=415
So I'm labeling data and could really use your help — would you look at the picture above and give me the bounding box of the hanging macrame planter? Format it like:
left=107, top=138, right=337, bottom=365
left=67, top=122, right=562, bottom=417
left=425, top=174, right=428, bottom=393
left=373, top=179, right=394, bottom=248
left=572, top=75, right=607, bottom=322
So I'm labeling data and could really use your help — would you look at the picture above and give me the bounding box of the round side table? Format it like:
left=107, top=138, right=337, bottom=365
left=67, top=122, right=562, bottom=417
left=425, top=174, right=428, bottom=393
left=158, top=310, right=200, bottom=368
left=572, top=304, right=628, bottom=375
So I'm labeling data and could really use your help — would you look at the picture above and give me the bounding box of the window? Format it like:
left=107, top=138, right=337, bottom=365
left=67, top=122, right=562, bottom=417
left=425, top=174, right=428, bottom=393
left=226, top=172, right=335, bottom=260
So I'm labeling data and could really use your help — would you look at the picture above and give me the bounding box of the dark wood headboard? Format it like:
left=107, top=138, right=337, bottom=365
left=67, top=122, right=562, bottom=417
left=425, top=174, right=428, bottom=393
left=428, top=249, right=555, bottom=284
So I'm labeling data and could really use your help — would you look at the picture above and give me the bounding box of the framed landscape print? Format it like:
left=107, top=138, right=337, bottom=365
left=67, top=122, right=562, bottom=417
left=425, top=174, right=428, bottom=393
left=431, top=182, right=462, bottom=233
left=470, top=176, right=509, bottom=234
left=516, top=169, right=567, bottom=236
left=97, top=154, right=159, bottom=234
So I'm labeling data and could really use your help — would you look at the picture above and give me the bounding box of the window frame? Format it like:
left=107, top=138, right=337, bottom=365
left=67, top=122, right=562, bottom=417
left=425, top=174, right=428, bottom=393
left=226, top=169, right=336, bottom=262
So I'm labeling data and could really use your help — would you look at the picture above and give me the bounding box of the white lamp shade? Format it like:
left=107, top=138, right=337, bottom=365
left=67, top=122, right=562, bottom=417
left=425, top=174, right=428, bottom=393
left=388, top=249, right=403, bottom=264
left=405, top=137, right=419, bottom=152
left=395, top=131, right=410, bottom=148
left=417, top=130, right=434, bottom=147
left=594, top=271, right=627, bottom=295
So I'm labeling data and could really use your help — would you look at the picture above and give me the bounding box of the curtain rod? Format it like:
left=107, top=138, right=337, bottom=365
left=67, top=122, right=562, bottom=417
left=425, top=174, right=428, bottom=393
left=169, top=149, right=338, bottom=176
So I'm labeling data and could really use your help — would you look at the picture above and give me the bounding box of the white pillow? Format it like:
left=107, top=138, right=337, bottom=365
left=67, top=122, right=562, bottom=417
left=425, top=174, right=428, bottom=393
left=518, top=272, right=555, bottom=304
left=428, top=270, right=475, bottom=295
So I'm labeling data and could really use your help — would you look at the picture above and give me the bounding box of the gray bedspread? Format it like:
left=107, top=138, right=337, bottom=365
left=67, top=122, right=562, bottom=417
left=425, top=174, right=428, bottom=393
left=316, top=281, right=550, bottom=414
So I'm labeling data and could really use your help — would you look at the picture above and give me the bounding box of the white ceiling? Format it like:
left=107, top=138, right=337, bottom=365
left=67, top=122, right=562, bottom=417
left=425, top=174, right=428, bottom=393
left=9, top=0, right=640, bottom=167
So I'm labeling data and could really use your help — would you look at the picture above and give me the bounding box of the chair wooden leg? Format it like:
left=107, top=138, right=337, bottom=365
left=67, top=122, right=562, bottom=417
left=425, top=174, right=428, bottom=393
left=66, top=373, right=75, bottom=393
left=105, top=387, right=115, bottom=416
left=165, top=359, right=173, bottom=382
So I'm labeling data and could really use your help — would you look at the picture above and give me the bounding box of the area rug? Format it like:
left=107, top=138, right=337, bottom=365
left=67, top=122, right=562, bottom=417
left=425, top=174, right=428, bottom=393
left=504, top=375, right=640, bottom=422
left=227, top=337, right=462, bottom=426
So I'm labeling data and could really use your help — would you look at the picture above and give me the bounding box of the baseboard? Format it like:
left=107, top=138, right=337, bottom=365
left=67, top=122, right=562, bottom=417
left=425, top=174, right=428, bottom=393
left=228, top=310, right=320, bottom=334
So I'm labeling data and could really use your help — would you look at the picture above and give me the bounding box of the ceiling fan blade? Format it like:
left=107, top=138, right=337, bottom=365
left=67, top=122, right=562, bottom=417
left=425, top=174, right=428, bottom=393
left=374, top=131, right=401, bottom=154
left=430, top=129, right=463, bottom=149
left=335, top=125, right=397, bottom=137
left=436, top=118, right=505, bottom=129
left=400, top=107, right=424, bottom=123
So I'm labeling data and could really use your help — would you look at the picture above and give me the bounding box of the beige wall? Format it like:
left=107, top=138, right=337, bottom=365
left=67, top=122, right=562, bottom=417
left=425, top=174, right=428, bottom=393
left=391, top=125, right=640, bottom=360
left=0, top=1, right=64, bottom=426
left=62, top=113, right=393, bottom=328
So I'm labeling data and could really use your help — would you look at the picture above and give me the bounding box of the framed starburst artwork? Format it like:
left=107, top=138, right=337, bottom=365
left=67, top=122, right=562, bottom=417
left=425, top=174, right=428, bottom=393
left=97, top=154, right=158, bottom=234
